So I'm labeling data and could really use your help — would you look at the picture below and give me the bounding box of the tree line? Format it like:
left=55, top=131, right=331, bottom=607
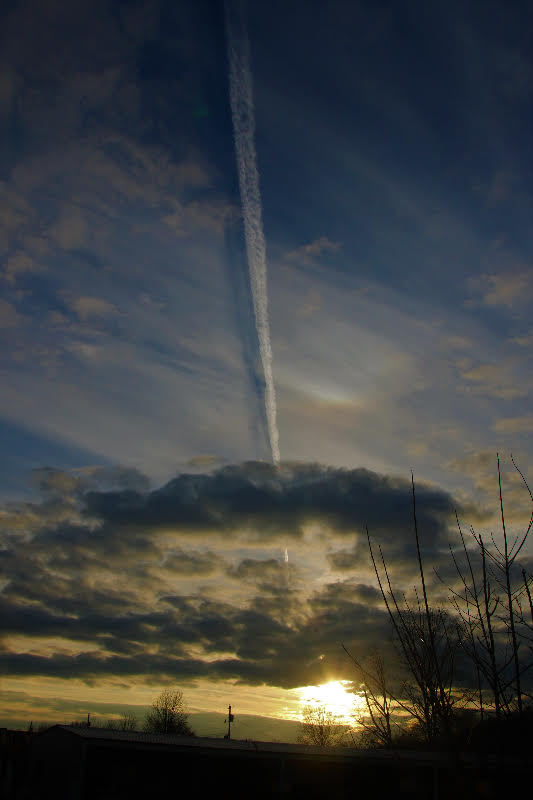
left=33, top=689, right=195, bottom=736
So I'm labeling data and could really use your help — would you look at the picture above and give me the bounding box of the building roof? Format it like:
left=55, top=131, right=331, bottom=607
left=50, top=725, right=364, bottom=757
left=38, top=727, right=454, bottom=764
left=37, top=726, right=531, bottom=768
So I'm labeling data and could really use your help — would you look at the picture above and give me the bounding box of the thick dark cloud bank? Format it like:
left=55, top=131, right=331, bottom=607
left=1, top=461, right=469, bottom=690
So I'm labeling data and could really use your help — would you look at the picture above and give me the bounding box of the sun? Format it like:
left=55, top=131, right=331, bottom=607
left=296, top=680, right=361, bottom=724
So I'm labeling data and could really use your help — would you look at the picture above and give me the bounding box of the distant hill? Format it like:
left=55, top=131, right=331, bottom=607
left=189, top=711, right=301, bottom=743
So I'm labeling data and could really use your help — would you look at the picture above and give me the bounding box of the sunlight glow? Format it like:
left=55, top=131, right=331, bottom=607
left=296, top=680, right=362, bottom=724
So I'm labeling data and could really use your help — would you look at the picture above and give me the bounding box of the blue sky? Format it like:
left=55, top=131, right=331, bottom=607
left=1, top=0, right=532, bottom=731
left=1, top=0, right=531, bottom=494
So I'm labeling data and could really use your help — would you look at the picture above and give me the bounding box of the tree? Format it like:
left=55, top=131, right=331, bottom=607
left=444, top=455, right=533, bottom=721
left=105, top=713, right=137, bottom=731
left=143, top=689, right=194, bottom=735
left=359, top=457, right=533, bottom=752
left=342, top=647, right=398, bottom=748
left=297, top=704, right=346, bottom=747
left=366, top=476, right=460, bottom=746
left=119, top=713, right=137, bottom=731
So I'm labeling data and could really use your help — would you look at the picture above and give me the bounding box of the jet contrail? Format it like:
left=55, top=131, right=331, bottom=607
left=225, top=0, right=280, bottom=465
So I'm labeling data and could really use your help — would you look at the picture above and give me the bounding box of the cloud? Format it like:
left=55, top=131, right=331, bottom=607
left=447, top=452, right=532, bottom=523
left=81, top=461, right=457, bottom=545
left=439, top=335, right=473, bottom=352
left=33, top=464, right=151, bottom=495
left=162, top=196, right=235, bottom=237
left=186, top=455, right=225, bottom=469
left=510, top=330, right=533, bottom=348
left=49, top=213, right=88, bottom=249
left=448, top=450, right=496, bottom=476
left=163, top=549, right=221, bottom=576
left=4, top=251, right=38, bottom=282
left=297, top=290, right=322, bottom=318
left=68, top=296, right=117, bottom=321
left=493, top=416, right=533, bottom=435
left=284, top=237, right=341, bottom=264
left=0, top=8, right=251, bottom=473
left=457, top=359, right=529, bottom=399
left=0, top=460, right=463, bottom=689
left=0, top=298, right=24, bottom=327
left=230, top=557, right=283, bottom=581
left=327, top=544, right=360, bottom=572
left=228, top=557, right=291, bottom=594
left=472, top=270, right=533, bottom=309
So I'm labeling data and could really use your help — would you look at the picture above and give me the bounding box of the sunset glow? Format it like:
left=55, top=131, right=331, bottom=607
left=296, top=681, right=361, bottom=724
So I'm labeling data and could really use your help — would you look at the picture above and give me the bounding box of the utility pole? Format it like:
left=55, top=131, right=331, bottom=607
left=225, top=705, right=234, bottom=739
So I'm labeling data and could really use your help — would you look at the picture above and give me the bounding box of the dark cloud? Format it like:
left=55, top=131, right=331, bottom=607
left=327, top=543, right=360, bottom=572
left=0, top=579, right=391, bottom=689
left=163, top=549, right=221, bottom=576
left=228, top=557, right=290, bottom=594
left=82, top=461, right=457, bottom=545
left=230, top=558, right=283, bottom=580
left=0, top=460, right=466, bottom=689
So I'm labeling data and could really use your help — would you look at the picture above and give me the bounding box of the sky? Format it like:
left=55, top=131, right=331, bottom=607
left=1, top=0, right=533, bottom=735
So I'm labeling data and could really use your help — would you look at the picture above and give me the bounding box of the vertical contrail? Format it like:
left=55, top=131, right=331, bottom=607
left=225, top=0, right=280, bottom=465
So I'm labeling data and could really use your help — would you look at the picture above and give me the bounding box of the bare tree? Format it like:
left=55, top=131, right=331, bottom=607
left=143, top=689, right=194, bottom=736
left=105, top=713, right=138, bottom=731
left=366, top=476, right=460, bottom=745
left=445, top=455, right=533, bottom=720
left=120, top=713, right=137, bottom=731
left=518, top=567, right=533, bottom=658
left=355, top=458, right=533, bottom=753
left=297, top=705, right=346, bottom=747
left=342, top=647, right=398, bottom=748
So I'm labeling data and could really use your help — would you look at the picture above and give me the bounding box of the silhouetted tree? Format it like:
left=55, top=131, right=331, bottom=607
left=143, top=689, right=194, bottom=735
left=105, top=713, right=137, bottom=731
left=360, top=457, right=533, bottom=753
left=366, top=476, right=460, bottom=745
left=297, top=705, right=346, bottom=747
left=444, top=455, right=533, bottom=721
left=342, top=647, right=398, bottom=748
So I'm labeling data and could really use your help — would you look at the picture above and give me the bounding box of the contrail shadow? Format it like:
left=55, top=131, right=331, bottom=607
left=223, top=218, right=270, bottom=460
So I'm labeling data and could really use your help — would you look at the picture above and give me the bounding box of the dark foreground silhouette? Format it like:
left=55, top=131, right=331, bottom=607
left=2, top=722, right=531, bottom=800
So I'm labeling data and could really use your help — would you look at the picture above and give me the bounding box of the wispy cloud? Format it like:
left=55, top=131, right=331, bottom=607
left=472, top=270, right=533, bottom=309
left=493, top=416, right=533, bottom=434
left=457, top=359, right=529, bottom=399
left=284, top=236, right=341, bottom=264
left=68, top=296, right=117, bottom=321
left=0, top=298, right=24, bottom=328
